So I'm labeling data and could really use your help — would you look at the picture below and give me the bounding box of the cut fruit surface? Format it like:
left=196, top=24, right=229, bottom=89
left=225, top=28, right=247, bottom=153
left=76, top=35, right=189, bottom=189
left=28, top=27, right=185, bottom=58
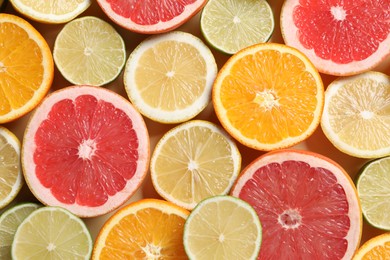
left=280, top=0, right=390, bottom=76
left=12, top=206, right=92, bottom=260
left=352, top=233, right=390, bottom=260
left=151, top=120, right=241, bottom=210
left=183, top=195, right=262, bottom=260
left=321, top=71, right=390, bottom=158
left=53, top=16, right=126, bottom=86
left=9, top=0, right=91, bottom=24
left=96, top=0, right=207, bottom=34
left=22, top=85, right=150, bottom=218
left=231, top=149, right=362, bottom=260
left=0, top=126, right=23, bottom=210
left=356, top=156, right=390, bottom=231
left=212, top=43, right=324, bottom=151
left=200, top=0, right=274, bottom=54
left=124, top=31, right=217, bottom=124
left=92, top=198, right=189, bottom=259
left=0, top=13, right=54, bottom=123
left=0, top=203, right=40, bottom=260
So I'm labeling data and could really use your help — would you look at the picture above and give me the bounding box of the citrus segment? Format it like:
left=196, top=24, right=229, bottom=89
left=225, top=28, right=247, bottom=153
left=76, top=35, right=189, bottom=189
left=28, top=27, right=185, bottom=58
left=356, top=156, right=390, bottom=231
left=183, top=195, right=262, bottom=260
left=92, top=198, right=189, bottom=259
left=353, top=233, right=390, bottom=260
left=124, top=31, right=217, bottom=124
left=53, top=16, right=126, bottom=86
left=96, top=0, right=207, bottom=34
left=0, top=126, right=23, bottom=210
left=22, top=86, right=150, bottom=217
left=0, top=203, right=40, bottom=260
left=0, top=13, right=53, bottom=123
left=200, top=0, right=274, bottom=54
left=321, top=71, right=390, bottom=158
left=281, top=0, right=390, bottom=76
left=12, top=206, right=92, bottom=260
left=9, top=0, right=91, bottom=24
left=212, top=43, right=324, bottom=151
left=151, top=120, right=241, bottom=210
left=231, top=149, right=362, bottom=260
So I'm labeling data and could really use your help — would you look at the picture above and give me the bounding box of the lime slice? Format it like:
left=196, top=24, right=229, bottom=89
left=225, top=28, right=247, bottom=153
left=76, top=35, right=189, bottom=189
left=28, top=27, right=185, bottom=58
left=200, top=0, right=274, bottom=55
left=356, top=156, right=390, bottom=230
left=53, top=16, right=126, bottom=86
left=183, top=195, right=262, bottom=259
left=0, top=203, right=40, bottom=260
left=12, top=206, right=92, bottom=259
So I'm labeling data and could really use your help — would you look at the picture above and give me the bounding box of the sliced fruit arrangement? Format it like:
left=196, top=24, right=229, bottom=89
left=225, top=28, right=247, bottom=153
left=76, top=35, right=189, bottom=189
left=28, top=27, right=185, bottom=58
left=92, top=198, right=189, bottom=259
left=0, top=203, right=40, bottom=260
left=356, top=156, right=390, bottom=231
left=12, top=206, right=92, bottom=260
left=321, top=71, right=390, bottom=158
left=9, top=0, right=91, bottom=24
left=280, top=0, right=390, bottom=76
left=150, top=120, right=241, bottom=210
left=231, top=149, right=362, bottom=260
left=353, top=233, right=390, bottom=260
left=53, top=16, right=126, bottom=86
left=212, top=43, right=324, bottom=151
left=96, top=0, right=207, bottom=34
left=124, top=31, right=217, bottom=124
left=183, top=195, right=262, bottom=260
left=0, top=13, right=54, bottom=124
left=0, top=126, right=23, bottom=210
left=22, top=85, right=150, bottom=218
left=200, top=0, right=274, bottom=55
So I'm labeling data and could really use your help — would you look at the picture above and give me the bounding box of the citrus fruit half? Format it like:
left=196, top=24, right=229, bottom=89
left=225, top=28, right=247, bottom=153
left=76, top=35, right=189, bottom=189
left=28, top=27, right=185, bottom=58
left=200, top=0, right=274, bottom=55
left=124, top=31, right=217, bottom=124
left=0, top=13, right=54, bottom=123
left=231, top=149, right=362, bottom=259
left=280, top=0, right=390, bottom=76
left=352, top=233, right=390, bottom=260
left=22, top=85, right=150, bottom=218
left=212, top=43, right=324, bottom=151
left=183, top=195, right=262, bottom=260
left=12, top=206, right=92, bottom=260
left=96, top=0, right=207, bottom=34
left=9, top=0, right=91, bottom=24
left=321, top=71, right=390, bottom=158
left=92, top=198, right=189, bottom=259
left=150, top=120, right=241, bottom=210
left=53, top=16, right=126, bottom=87
left=0, top=126, right=23, bottom=210
left=356, top=156, right=390, bottom=231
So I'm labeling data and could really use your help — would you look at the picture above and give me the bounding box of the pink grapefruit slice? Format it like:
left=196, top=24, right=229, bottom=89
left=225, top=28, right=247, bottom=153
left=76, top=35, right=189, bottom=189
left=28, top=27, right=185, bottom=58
left=280, top=0, right=390, bottom=76
left=22, top=85, right=150, bottom=218
left=231, top=149, right=362, bottom=259
left=96, top=0, right=207, bottom=34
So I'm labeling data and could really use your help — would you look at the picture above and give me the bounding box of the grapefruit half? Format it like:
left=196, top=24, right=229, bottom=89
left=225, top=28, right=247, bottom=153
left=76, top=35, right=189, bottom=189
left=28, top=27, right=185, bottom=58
left=231, top=149, right=362, bottom=259
left=280, top=0, right=390, bottom=76
left=22, top=86, right=150, bottom=218
left=96, top=0, right=207, bottom=34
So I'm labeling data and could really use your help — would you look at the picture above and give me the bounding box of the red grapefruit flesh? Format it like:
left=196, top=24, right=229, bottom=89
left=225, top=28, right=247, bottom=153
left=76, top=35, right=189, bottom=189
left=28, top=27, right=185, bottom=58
left=96, top=0, right=207, bottom=34
left=280, top=0, right=390, bottom=76
left=231, top=149, right=362, bottom=259
left=22, top=86, right=150, bottom=218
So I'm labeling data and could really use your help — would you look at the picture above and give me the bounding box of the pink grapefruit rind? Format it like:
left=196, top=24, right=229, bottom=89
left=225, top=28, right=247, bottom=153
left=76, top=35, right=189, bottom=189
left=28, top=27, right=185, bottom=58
left=280, top=0, right=390, bottom=76
left=96, top=0, right=207, bottom=34
left=22, top=85, right=150, bottom=218
left=231, top=149, right=362, bottom=260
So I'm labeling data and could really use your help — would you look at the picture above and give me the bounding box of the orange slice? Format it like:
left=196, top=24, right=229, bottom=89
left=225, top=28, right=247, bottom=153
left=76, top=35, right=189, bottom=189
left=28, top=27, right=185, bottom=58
left=92, top=198, right=190, bottom=259
left=212, top=43, right=324, bottom=151
left=353, top=233, right=390, bottom=259
left=0, top=13, right=54, bottom=124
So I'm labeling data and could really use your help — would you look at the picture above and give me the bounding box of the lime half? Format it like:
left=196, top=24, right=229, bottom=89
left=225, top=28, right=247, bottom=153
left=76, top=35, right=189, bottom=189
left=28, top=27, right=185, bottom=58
left=356, top=156, right=390, bottom=230
left=200, top=0, right=274, bottom=55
